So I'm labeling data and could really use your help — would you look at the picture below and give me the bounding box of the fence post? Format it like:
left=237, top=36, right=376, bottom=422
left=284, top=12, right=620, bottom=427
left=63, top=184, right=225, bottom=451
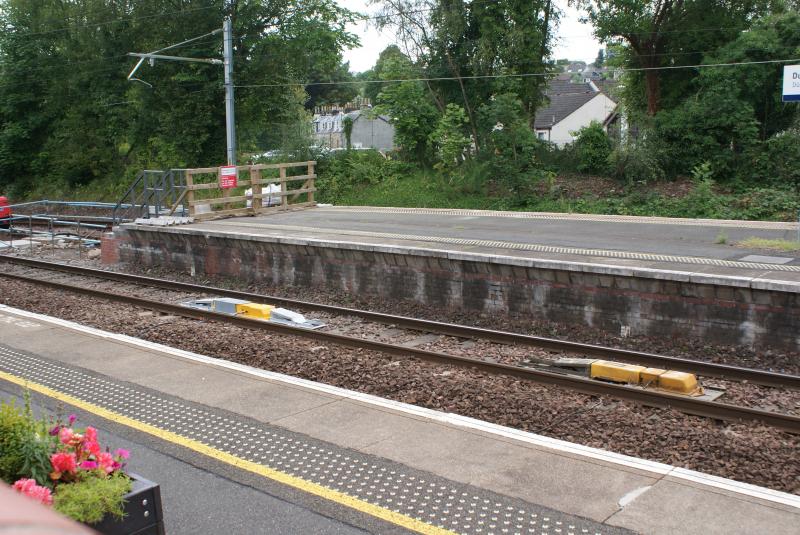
left=280, top=165, right=288, bottom=211
left=221, top=166, right=231, bottom=211
left=251, top=166, right=262, bottom=215
left=308, top=161, right=315, bottom=206
left=186, top=171, right=195, bottom=217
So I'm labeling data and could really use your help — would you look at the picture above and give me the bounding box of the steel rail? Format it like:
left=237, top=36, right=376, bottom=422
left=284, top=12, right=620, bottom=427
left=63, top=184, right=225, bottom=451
left=2, top=270, right=799, bottom=434
left=1, top=255, right=797, bottom=390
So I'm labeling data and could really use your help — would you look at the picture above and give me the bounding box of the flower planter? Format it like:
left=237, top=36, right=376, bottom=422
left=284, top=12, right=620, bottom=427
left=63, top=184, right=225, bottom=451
left=90, top=473, right=164, bottom=535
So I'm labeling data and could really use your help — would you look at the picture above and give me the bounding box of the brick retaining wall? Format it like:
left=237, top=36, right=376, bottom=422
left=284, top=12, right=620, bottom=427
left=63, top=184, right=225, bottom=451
left=105, top=225, right=800, bottom=351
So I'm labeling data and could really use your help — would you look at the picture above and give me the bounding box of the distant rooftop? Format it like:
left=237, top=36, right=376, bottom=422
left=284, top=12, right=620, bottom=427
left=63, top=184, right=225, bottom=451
left=534, top=80, right=599, bottom=129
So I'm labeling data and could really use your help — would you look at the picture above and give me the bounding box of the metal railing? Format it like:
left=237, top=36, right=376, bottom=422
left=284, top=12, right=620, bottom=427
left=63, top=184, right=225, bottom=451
left=112, top=170, right=188, bottom=224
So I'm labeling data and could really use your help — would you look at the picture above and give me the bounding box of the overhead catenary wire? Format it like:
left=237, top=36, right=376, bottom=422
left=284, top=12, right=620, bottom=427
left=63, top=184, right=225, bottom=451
left=234, top=57, right=800, bottom=89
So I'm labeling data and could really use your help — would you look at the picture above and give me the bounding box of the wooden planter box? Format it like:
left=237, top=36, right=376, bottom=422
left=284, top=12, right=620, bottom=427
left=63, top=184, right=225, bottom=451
left=90, top=473, right=164, bottom=535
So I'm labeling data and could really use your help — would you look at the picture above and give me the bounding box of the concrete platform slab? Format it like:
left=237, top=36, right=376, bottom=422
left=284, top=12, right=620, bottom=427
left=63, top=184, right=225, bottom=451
left=607, top=478, right=799, bottom=535
left=3, top=304, right=797, bottom=535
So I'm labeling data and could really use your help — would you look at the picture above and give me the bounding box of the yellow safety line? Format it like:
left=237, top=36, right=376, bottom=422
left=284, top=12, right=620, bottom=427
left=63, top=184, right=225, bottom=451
left=0, top=369, right=455, bottom=535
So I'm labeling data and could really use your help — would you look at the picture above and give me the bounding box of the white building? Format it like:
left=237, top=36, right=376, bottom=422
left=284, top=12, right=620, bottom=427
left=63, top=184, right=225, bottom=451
left=312, top=110, right=396, bottom=151
left=534, top=79, right=618, bottom=147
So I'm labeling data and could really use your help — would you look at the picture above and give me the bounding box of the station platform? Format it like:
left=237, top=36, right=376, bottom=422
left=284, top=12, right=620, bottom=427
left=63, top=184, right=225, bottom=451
left=109, top=206, right=800, bottom=350
left=1, top=304, right=797, bottom=534
left=180, top=206, right=800, bottom=283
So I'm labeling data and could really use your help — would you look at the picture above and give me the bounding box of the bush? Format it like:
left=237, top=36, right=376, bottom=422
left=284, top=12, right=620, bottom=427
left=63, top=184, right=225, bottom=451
left=573, top=121, right=612, bottom=175
left=608, top=142, right=664, bottom=185
left=748, top=131, right=800, bottom=190
left=429, top=104, right=471, bottom=176
left=476, top=93, right=539, bottom=190
left=315, top=150, right=415, bottom=203
left=54, top=472, right=131, bottom=524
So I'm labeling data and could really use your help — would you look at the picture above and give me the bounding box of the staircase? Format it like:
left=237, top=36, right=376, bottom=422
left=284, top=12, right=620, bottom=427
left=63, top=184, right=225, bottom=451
left=112, top=169, right=188, bottom=224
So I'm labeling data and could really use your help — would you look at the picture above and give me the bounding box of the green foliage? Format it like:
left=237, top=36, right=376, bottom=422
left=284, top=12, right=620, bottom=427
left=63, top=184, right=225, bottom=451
left=749, top=130, right=800, bottom=190
left=0, top=395, right=55, bottom=487
left=429, top=104, right=470, bottom=175
left=572, top=121, right=612, bottom=175
left=0, top=401, right=29, bottom=483
left=54, top=472, right=132, bottom=524
left=608, top=142, right=664, bottom=184
left=315, top=150, right=415, bottom=204
left=476, top=93, right=539, bottom=189
left=343, top=116, right=354, bottom=151
left=0, top=0, right=359, bottom=197
left=374, top=53, right=439, bottom=162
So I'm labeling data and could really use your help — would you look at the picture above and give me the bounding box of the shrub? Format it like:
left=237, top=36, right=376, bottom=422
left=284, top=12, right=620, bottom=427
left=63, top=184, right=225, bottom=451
left=476, top=93, right=539, bottom=190
left=54, top=472, right=131, bottom=524
left=608, top=142, right=664, bottom=185
left=429, top=104, right=471, bottom=176
left=572, top=121, right=612, bottom=175
left=315, top=150, right=415, bottom=203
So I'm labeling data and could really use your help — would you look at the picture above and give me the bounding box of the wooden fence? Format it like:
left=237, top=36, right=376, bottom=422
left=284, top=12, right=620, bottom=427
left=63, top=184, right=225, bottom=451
left=176, top=161, right=316, bottom=220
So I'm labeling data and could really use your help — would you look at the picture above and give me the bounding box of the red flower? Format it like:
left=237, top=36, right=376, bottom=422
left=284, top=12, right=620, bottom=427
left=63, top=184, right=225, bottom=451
left=84, top=426, right=97, bottom=443
left=50, top=452, right=77, bottom=480
left=12, top=479, right=53, bottom=506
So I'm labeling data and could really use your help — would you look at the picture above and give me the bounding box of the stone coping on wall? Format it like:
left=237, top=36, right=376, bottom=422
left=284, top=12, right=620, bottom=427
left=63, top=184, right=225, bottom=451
left=119, top=223, right=800, bottom=294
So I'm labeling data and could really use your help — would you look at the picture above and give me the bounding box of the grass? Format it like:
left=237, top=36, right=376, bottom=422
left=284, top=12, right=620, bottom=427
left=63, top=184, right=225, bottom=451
left=736, top=237, right=800, bottom=252
left=319, top=169, right=800, bottom=222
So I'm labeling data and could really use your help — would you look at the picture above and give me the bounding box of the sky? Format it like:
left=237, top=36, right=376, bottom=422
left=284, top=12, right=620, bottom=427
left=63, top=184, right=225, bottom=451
left=336, top=0, right=603, bottom=73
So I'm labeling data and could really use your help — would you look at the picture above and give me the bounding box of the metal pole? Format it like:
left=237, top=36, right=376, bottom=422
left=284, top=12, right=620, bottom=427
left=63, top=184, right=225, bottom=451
left=223, top=17, right=236, bottom=165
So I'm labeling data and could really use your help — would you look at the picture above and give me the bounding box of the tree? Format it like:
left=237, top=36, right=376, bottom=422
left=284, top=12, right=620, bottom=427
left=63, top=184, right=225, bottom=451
left=0, top=0, right=359, bottom=195
left=574, top=0, right=767, bottom=115
left=372, top=0, right=558, bottom=150
left=373, top=54, right=439, bottom=161
left=595, top=48, right=605, bottom=68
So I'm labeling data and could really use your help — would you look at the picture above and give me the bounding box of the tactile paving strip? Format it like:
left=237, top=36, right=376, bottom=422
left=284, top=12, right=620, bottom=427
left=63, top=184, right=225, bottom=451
left=0, top=345, right=632, bottom=535
left=325, top=206, right=799, bottom=231
left=212, top=221, right=800, bottom=272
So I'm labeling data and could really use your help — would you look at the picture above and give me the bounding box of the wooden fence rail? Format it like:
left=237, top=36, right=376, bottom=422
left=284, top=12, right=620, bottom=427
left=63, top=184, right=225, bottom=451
left=180, top=161, right=316, bottom=220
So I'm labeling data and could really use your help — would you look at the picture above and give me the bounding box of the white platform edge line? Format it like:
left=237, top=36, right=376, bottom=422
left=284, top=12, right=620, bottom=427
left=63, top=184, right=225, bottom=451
left=1, top=304, right=799, bottom=510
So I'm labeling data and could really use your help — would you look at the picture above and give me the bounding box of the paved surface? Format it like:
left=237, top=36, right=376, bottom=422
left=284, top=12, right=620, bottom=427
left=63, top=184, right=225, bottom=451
left=0, top=305, right=798, bottom=535
left=176, top=206, right=800, bottom=284
left=0, top=389, right=366, bottom=535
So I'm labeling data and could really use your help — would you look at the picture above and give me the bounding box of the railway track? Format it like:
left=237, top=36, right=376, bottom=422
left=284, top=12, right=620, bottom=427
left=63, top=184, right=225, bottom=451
left=1, top=255, right=797, bottom=388
left=1, top=256, right=799, bottom=433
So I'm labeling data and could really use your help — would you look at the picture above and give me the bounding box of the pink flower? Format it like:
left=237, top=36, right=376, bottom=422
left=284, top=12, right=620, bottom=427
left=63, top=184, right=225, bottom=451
left=80, top=460, right=98, bottom=470
left=50, top=452, right=77, bottom=476
left=58, top=427, right=74, bottom=445
left=114, top=448, right=130, bottom=460
left=97, top=452, right=117, bottom=474
left=84, top=426, right=97, bottom=443
left=12, top=479, right=53, bottom=506
left=48, top=424, right=61, bottom=436
left=68, top=414, right=77, bottom=425
left=84, top=440, right=101, bottom=457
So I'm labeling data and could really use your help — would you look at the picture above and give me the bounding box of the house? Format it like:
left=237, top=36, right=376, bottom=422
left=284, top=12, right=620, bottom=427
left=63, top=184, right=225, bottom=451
left=311, top=110, right=396, bottom=151
left=533, top=79, right=618, bottom=147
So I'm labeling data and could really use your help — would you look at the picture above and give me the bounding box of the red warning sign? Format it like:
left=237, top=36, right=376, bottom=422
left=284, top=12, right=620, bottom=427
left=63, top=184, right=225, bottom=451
left=220, top=166, right=238, bottom=189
